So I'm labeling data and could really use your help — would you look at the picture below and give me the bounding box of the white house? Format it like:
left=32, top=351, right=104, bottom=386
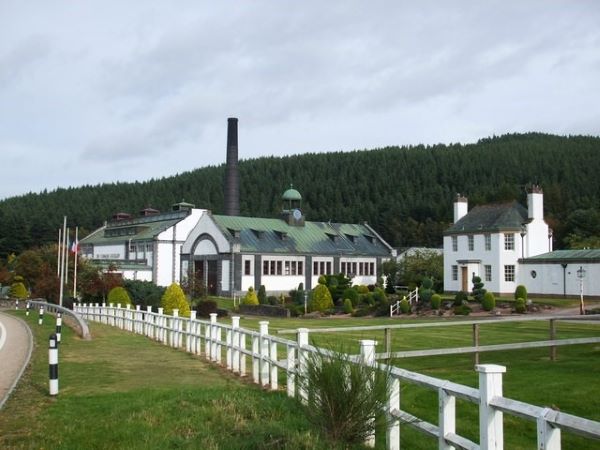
left=80, top=202, right=206, bottom=286
left=443, top=186, right=552, bottom=295
left=180, top=187, right=396, bottom=297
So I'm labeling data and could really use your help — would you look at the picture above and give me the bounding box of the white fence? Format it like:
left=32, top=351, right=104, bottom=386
left=74, top=303, right=600, bottom=450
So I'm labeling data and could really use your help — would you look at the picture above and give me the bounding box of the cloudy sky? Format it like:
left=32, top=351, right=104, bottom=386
left=1, top=1, right=599, bottom=200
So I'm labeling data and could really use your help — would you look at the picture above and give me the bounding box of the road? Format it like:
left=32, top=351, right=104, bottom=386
left=0, top=311, right=33, bottom=409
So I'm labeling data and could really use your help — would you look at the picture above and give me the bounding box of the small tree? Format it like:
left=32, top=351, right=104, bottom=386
left=9, top=281, right=28, bottom=299
left=454, top=291, right=468, bottom=306
left=482, top=291, right=495, bottom=311
left=400, top=297, right=410, bottom=314
left=107, top=286, right=132, bottom=306
left=515, top=285, right=528, bottom=302
left=242, top=286, right=259, bottom=305
left=309, top=284, right=334, bottom=312
left=471, top=275, right=486, bottom=303
left=431, top=293, right=442, bottom=310
left=419, top=277, right=434, bottom=304
left=342, top=287, right=359, bottom=307
left=342, top=298, right=354, bottom=314
left=258, top=285, right=267, bottom=305
left=515, top=297, right=527, bottom=313
left=161, top=283, right=191, bottom=317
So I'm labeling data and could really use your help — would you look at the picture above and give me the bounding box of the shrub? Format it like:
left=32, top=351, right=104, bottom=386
left=107, top=286, right=132, bottom=306
left=454, top=291, right=468, bottom=306
left=372, top=287, right=387, bottom=304
left=242, top=286, right=259, bottom=305
left=419, top=277, right=434, bottom=304
left=453, top=304, right=472, bottom=316
left=342, top=287, right=359, bottom=307
left=430, top=294, right=442, bottom=310
left=267, top=295, right=279, bottom=305
left=471, top=275, right=486, bottom=302
left=351, top=307, right=372, bottom=317
left=317, top=275, right=327, bottom=285
left=309, top=284, right=334, bottom=312
left=482, top=291, right=496, bottom=311
left=400, top=297, right=410, bottom=314
left=342, top=298, right=353, bottom=314
left=356, top=285, right=369, bottom=294
left=258, top=285, right=267, bottom=304
left=298, top=346, right=391, bottom=445
left=196, top=299, right=217, bottom=317
left=515, top=297, right=527, bottom=313
left=161, top=283, right=191, bottom=317
left=515, top=285, right=528, bottom=302
left=9, top=282, right=28, bottom=299
left=123, top=280, right=165, bottom=308
left=361, top=292, right=375, bottom=306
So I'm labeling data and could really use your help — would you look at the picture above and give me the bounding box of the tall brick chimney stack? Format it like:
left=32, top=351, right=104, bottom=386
left=224, top=117, right=240, bottom=216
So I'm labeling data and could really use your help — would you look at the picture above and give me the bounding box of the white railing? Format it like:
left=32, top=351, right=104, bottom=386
left=390, top=287, right=419, bottom=316
left=74, top=302, right=600, bottom=450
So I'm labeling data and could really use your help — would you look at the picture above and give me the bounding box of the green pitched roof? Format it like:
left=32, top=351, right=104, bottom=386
left=445, top=201, right=528, bottom=235
left=212, top=215, right=390, bottom=257
left=522, top=249, right=600, bottom=263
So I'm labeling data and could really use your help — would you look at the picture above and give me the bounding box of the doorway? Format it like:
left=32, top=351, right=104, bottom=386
left=461, top=266, right=468, bottom=292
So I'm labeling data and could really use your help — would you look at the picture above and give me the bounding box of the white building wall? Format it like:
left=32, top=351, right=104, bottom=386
left=93, top=244, right=125, bottom=260
left=518, top=262, right=600, bottom=297
left=121, top=269, right=153, bottom=283
left=155, top=242, right=176, bottom=287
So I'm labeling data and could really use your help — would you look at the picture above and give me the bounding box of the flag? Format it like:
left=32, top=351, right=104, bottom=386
left=71, top=239, right=79, bottom=254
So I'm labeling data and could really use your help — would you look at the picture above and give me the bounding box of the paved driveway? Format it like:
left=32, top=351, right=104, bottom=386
left=0, top=311, right=33, bottom=409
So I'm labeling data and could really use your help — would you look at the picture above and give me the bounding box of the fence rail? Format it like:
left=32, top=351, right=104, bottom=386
left=74, top=302, right=600, bottom=450
left=28, top=300, right=91, bottom=339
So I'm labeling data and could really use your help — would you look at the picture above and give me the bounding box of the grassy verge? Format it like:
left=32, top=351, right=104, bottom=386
left=0, top=311, right=356, bottom=450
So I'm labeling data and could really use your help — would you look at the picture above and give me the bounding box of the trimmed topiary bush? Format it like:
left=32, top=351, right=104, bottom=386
left=515, top=297, right=526, bottom=313
left=471, top=275, right=486, bottom=303
left=161, top=283, right=191, bottom=317
left=453, top=304, right=472, bottom=316
left=430, top=294, right=442, bottom=310
left=107, top=286, right=132, bottom=306
left=400, top=297, right=410, bottom=314
left=342, top=287, right=359, bottom=307
left=309, top=284, right=334, bottom=312
left=454, top=291, right=468, bottom=306
left=342, top=298, right=353, bottom=314
left=482, top=291, right=495, bottom=311
left=419, top=277, right=434, bottom=304
left=515, top=285, right=528, bottom=302
left=242, top=286, right=259, bottom=305
left=258, top=285, right=268, bottom=304
left=196, top=299, right=217, bottom=317
left=356, top=285, right=370, bottom=295
left=372, top=287, right=387, bottom=304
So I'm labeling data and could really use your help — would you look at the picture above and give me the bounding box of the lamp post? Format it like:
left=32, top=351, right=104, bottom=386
left=520, top=224, right=527, bottom=259
left=548, top=228, right=553, bottom=252
left=577, top=266, right=586, bottom=315
left=304, top=290, right=308, bottom=315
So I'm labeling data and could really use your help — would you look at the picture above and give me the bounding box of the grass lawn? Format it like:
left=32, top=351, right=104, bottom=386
left=2, top=308, right=599, bottom=449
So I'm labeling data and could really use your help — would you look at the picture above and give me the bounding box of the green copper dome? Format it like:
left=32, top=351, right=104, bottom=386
left=282, top=185, right=302, bottom=201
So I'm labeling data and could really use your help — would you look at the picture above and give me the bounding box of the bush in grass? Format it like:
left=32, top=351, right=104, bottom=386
left=9, top=281, right=28, bottom=299
left=343, top=298, right=354, bottom=314
left=471, top=275, right=486, bottom=303
left=400, top=297, right=410, bottom=314
left=298, top=346, right=392, bottom=445
left=195, top=299, right=217, bottom=317
left=267, top=295, right=279, bottom=305
left=161, top=283, right=191, bottom=317
left=454, top=291, right=468, bottom=306
left=107, top=286, right=132, bottom=306
left=515, top=297, right=526, bottom=313
left=309, top=284, right=334, bottom=312
left=123, top=279, right=165, bottom=308
left=257, top=285, right=268, bottom=304
left=515, top=285, right=528, bottom=302
left=482, top=291, right=496, bottom=311
left=453, top=304, right=472, bottom=316
left=430, top=294, right=442, bottom=310
left=372, top=287, right=387, bottom=304
left=242, top=286, right=259, bottom=305
left=342, top=287, right=359, bottom=307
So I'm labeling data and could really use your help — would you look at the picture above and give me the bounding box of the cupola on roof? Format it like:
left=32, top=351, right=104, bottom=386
left=282, top=185, right=302, bottom=201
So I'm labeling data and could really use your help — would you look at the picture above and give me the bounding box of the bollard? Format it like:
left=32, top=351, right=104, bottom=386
left=49, top=333, right=59, bottom=395
left=26, top=300, right=30, bottom=316
left=39, top=306, right=45, bottom=325
left=56, top=313, right=62, bottom=343
left=15, top=299, right=19, bottom=310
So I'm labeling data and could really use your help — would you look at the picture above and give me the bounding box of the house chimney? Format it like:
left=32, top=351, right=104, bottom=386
left=453, top=194, right=468, bottom=223
left=527, top=185, right=543, bottom=220
left=224, top=117, right=240, bottom=216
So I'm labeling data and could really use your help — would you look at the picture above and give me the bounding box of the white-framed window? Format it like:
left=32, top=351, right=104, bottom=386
left=452, top=236, right=458, bottom=252
left=485, top=234, right=491, bottom=251
left=468, top=235, right=474, bottom=251
left=484, top=265, right=492, bottom=282
left=452, top=265, right=458, bottom=281
left=504, top=265, right=515, bottom=282
left=504, top=233, right=515, bottom=251
left=262, top=258, right=304, bottom=276
left=244, top=260, right=252, bottom=276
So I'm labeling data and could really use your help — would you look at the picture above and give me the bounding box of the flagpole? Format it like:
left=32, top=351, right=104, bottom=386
left=64, top=227, right=70, bottom=286
left=59, top=217, right=67, bottom=306
left=57, top=228, right=62, bottom=277
left=73, top=226, right=78, bottom=300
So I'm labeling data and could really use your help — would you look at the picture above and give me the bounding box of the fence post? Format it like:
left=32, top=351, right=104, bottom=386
left=49, top=333, right=59, bottom=396
left=252, top=333, right=260, bottom=384
left=286, top=343, right=296, bottom=398
left=360, top=339, right=377, bottom=448
left=240, top=327, right=247, bottom=377
left=473, top=323, right=480, bottom=366
left=210, top=313, right=218, bottom=362
left=205, top=318, right=211, bottom=360
left=259, top=321, right=270, bottom=387
left=56, top=313, right=62, bottom=343
left=549, top=319, right=557, bottom=362
left=297, top=328, right=309, bottom=404
left=145, top=306, right=153, bottom=338
left=187, top=311, right=196, bottom=353
left=537, top=407, right=561, bottom=450
left=384, top=327, right=392, bottom=360
left=439, top=382, right=456, bottom=450
left=387, top=377, right=400, bottom=450
left=476, top=364, right=506, bottom=450
left=232, top=317, right=240, bottom=373
left=226, top=322, right=233, bottom=370
left=38, top=305, right=44, bottom=325
left=171, top=309, right=179, bottom=348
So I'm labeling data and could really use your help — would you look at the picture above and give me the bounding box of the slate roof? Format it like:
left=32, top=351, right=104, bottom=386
left=211, top=215, right=391, bottom=257
left=445, top=201, right=528, bottom=235
left=522, top=249, right=600, bottom=263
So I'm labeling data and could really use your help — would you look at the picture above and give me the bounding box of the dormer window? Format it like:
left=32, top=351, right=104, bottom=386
left=326, top=232, right=338, bottom=242
left=345, top=233, right=356, bottom=243
left=251, top=229, right=264, bottom=239
left=275, top=230, right=288, bottom=240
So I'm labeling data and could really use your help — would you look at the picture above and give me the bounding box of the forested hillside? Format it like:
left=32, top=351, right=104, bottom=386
left=1, top=132, right=599, bottom=258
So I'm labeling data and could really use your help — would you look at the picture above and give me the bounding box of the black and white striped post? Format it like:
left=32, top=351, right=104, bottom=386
left=26, top=300, right=30, bottom=316
left=56, top=313, right=62, bottom=343
left=38, top=306, right=45, bottom=325
left=49, top=333, right=59, bottom=396
left=15, top=299, right=19, bottom=310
